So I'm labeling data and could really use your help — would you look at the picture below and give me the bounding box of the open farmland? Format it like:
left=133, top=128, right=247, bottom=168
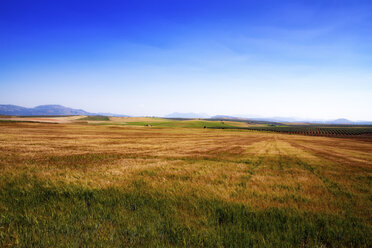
left=0, top=121, right=371, bottom=247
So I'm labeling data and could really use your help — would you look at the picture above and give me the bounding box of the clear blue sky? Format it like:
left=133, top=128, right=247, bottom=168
left=1, top=0, right=372, bottom=120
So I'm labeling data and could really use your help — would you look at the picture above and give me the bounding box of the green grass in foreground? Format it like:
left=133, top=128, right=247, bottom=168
left=1, top=176, right=370, bottom=247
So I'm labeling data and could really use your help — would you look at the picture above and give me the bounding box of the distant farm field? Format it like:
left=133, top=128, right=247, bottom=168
left=0, top=121, right=371, bottom=247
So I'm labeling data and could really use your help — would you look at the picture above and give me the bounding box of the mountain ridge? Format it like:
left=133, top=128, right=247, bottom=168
left=1, top=105, right=371, bottom=124
left=0, top=104, right=129, bottom=117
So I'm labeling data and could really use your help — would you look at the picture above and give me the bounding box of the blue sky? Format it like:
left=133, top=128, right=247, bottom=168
left=1, top=0, right=372, bottom=120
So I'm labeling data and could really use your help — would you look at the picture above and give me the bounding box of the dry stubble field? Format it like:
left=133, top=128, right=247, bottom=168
left=0, top=121, right=371, bottom=247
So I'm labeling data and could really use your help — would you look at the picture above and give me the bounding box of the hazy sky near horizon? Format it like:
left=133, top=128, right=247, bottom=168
left=1, top=0, right=372, bottom=120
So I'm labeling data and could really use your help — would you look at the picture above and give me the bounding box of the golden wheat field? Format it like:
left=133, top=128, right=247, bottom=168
left=0, top=121, right=371, bottom=247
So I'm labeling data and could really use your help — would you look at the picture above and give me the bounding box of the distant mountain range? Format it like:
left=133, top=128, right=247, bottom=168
left=1, top=105, right=371, bottom=124
left=163, top=113, right=372, bottom=124
left=0, top=105, right=129, bottom=117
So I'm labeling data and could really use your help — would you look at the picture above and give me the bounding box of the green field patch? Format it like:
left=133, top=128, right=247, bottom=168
left=79, top=116, right=110, bottom=121
left=0, top=176, right=370, bottom=247
left=123, top=120, right=240, bottom=128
